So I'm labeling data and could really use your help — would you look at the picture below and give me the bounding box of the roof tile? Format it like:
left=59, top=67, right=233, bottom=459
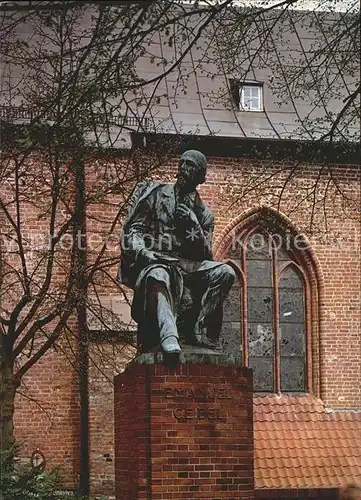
left=254, top=395, right=361, bottom=489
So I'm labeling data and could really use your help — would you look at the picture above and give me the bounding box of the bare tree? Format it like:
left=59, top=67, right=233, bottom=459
left=0, top=0, right=239, bottom=459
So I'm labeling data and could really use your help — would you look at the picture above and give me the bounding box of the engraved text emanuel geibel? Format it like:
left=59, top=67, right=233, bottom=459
left=161, top=385, right=234, bottom=423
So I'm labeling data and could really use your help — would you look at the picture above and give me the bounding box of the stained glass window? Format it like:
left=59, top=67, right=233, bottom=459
left=279, top=266, right=306, bottom=392
left=225, top=229, right=307, bottom=393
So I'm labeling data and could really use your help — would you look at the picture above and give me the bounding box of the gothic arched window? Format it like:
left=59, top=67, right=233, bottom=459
left=221, top=227, right=310, bottom=393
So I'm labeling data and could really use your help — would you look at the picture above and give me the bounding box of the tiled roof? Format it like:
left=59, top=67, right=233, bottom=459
left=254, top=395, right=361, bottom=489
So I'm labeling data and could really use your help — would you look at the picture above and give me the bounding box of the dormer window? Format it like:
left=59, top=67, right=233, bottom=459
left=229, top=80, right=264, bottom=112
left=240, top=84, right=263, bottom=111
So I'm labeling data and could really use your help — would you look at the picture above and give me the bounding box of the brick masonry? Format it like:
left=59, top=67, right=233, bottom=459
left=114, top=360, right=254, bottom=500
left=13, top=343, right=81, bottom=488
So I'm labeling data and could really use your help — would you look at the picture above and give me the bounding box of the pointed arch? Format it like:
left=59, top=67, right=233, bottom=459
left=216, top=205, right=324, bottom=396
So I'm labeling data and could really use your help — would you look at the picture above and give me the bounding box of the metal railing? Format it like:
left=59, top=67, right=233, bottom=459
left=92, top=112, right=151, bottom=130
left=0, top=105, right=35, bottom=120
left=0, top=105, right=151, bottom=130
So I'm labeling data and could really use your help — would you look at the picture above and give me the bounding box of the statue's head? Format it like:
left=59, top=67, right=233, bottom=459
left=176, top=150, right=207, bottom=192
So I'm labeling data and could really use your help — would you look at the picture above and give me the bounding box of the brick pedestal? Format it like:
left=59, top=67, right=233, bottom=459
left=114, top=351, right=254, bottom=500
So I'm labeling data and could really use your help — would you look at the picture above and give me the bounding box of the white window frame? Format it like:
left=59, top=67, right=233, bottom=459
left=239, top=84, right=263, bottom=112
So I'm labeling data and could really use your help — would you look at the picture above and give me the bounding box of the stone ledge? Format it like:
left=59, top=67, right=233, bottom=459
left=130, top=344, right=242, bottom=366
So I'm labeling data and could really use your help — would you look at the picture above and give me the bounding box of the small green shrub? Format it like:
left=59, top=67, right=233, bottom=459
left=53, top=492, right=87, bottom=500
left=0, top=446, right=91, bottom=499
left=0, top=446, right=57, bottom=500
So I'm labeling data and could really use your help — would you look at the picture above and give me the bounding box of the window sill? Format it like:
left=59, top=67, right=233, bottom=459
left=238, top=108, right=265, bottom=113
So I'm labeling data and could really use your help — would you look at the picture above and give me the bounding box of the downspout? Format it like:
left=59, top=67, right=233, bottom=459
left=73, top=154, right=89, bottom=497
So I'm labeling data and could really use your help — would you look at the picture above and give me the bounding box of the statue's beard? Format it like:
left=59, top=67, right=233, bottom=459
left=176, top=171, right=204, bottom=191
left=176, top=176, right=196, bottom=193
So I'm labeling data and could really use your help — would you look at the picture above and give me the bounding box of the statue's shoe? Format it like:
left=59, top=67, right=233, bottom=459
left=161, top=335, right=181, bottom=354
left=195, top=334, right=222, bottom=351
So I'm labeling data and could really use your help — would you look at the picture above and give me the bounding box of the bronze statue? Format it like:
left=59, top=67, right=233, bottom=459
left=118, top=150, right=235, bottom=355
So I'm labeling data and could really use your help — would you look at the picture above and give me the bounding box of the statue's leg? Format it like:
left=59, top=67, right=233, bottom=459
left=191, top=263, right=236, bottom=347
left=144, top=267, right=181, bottom=354
left=176, top=285, right=199, bottom=345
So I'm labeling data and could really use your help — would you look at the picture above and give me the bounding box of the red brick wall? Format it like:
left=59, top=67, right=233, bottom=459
left=8, top=155, right=360, bottom=495
left=88, top=342, right=136, bottom=496
left=14, top=345, right=81, bottom=488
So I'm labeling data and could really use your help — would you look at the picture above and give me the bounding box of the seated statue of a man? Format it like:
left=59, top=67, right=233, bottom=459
left=118, top=150, right=236, bottom=355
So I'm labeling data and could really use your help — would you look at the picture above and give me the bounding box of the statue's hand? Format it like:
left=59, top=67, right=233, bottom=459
left=138, top=249, right=178, bottom=266
left=175, top=203, right=200, bottom=228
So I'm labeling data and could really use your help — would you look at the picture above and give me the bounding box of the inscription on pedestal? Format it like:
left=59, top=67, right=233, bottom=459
left=173, top=406, right=225, bottom=422
left=163, top=385, right=234, bottom=399
left=157, top=383, right=247, bottom=423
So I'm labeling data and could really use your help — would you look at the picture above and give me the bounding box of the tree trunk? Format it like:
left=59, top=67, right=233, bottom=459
left=0, top=363, right=18, bottom=452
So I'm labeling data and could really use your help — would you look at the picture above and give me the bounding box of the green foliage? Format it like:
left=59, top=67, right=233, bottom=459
left=0, top=446, right=85, bottom=500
